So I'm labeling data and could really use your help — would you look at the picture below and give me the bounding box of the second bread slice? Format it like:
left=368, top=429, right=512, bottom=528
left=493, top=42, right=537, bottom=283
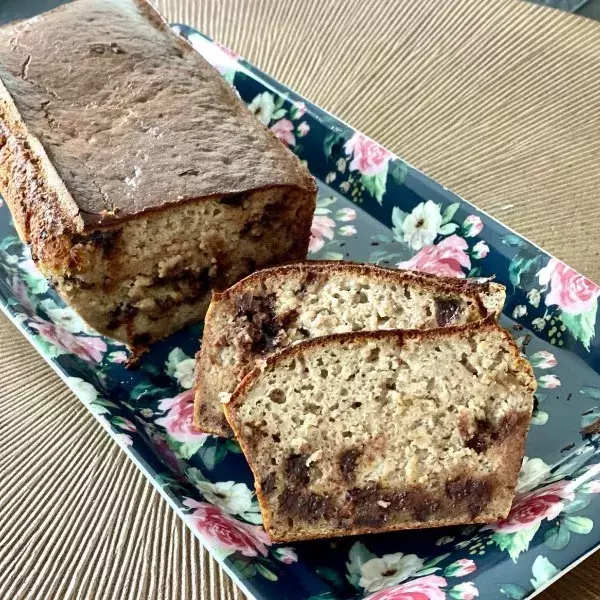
left=194, top=261, right=506, bottom=437
left=224, top=322, right=536, bottom=543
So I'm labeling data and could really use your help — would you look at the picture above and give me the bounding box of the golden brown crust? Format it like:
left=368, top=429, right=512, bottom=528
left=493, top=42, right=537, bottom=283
left=0, top=0, right=316, bottom=273
left=225, top=321, right=534, bottom=542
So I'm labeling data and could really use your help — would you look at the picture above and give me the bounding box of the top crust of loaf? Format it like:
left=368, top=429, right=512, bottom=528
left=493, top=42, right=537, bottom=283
left=0, top=0, right=315, bottom=243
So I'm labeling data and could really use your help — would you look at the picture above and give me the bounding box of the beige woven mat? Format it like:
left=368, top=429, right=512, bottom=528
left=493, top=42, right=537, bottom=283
left=2, top=0, right=600, bottom=598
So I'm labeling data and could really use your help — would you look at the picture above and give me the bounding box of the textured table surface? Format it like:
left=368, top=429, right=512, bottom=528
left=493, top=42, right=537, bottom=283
left=1, top=0, right=600, bottom=598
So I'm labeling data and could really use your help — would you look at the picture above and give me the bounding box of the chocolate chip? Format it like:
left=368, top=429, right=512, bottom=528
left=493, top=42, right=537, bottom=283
left=285, top=454, right=310, bottom=486
left=235, top=293, right=281, bottom=353
left=73, top=228, right=121, bottom=256
left=221, top=192, right=245, bottom=206
left=339, top=447, right=362, bottom=482
left=435, top=298, right=461, bottom=326
left=445, top=477, right=491, bottom=517
left=279, top=489, right=336, bottom=520
left=298, top=270, right=318, bottom=296
left=279, top=309, right=299, bottom=329
left=405, top=491, right=441, bottom=521
left=261, top=472, right=277, bottom=495
left=465, top=419, right=494, bottom=453
left=461, top=410, right=522, bottom=453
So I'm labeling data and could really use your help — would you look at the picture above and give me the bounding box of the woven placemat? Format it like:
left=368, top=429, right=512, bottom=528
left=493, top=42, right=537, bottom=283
left=1, top=0, right=600, bottom=598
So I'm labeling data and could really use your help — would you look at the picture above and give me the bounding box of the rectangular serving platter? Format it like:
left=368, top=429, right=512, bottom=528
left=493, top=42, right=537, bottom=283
left=1, top=24, right=599, bottom=600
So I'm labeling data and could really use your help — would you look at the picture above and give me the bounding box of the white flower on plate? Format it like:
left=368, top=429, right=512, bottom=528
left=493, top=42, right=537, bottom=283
left=358, top=552, right=425, bottom=592
left=517, top=456, right=551, bottom=493
left=195, top=480, right=262, bottom=524
left=530, top=556, right=559, bottom=590
left=247, top=92, right=275, bottom=125
left=174, top=358, right=196, bottom=389
left=165, top=348, right=195, bottom=388
left=402, top=201, right=442, bottom=251
left=40, top=299, right=90, bottom=334
left=512, top=304, right=528, bottom=319
left=67, top=377, right=99, bottom=404
left=527, top=288, right=541, bottom=308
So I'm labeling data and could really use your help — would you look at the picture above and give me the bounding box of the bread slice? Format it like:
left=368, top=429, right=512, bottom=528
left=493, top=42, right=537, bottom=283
left=194, top=261, right=506, bottom=436
left=224, top=322, right=536, bottom=543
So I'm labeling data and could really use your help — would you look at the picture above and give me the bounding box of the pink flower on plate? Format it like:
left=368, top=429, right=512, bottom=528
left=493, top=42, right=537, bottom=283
left=445, top=558, right=476, bottom=577
left=309, top=215, right=336, bottom=253
left=337, top=207, right=357, bottom=222
left=155, top=389, right=208, bottom=444
left=108, top=350, right=129, bottom=364
left=29, top=317, right=107, bottom=362
left=97, top=415, right=133, bottom=447
left=291, top=100, right=306, bottom=118
left=538, top=374, right=561, bottom=389
left=451, top=582, right=479, bottom=600
left=273, top=546, right=298, bottom=564
left=11, top=275, right=35, bottom=313
left=344, top=133, right=393, bottom=176
left=538, top=258, right=600, bottom=315
left=183, top=499, right=271, bottom=558
left=491, top=481, right=575, bottom=534
left=115, top=433, right=133, bottom=447
left=297, top=122, right=310, bottom=137
left=339, top=225, right=357, bottom=237
left=270, top=118, right=296, bottom=146
left=472, top=240, right=489, bottom=260
left=365, top=575, right=447, bottom=600
left=463, top=215, right=483, bottom=238
left=397, top=235, right=471, bottom=278
left=529, top=350, right=557, bottom=369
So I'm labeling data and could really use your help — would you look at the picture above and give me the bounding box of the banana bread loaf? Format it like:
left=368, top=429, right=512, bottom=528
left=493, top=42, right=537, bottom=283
left=194, top=261, right=506, bottom=436
left=0, top=0, right=316, bottom=350
left=224, top=322, right=536, bottom=542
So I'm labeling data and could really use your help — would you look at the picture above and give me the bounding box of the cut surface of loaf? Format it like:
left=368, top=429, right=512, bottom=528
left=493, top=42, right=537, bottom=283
left=0, top=0, right=316, bottom=349
left=225, top=323, right=536, bottom=543
left=194, top=261, right=506, bottom=436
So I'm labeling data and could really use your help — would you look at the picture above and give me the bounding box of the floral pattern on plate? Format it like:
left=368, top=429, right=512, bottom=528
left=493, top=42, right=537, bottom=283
left=0, top=24, right=599, bottom=600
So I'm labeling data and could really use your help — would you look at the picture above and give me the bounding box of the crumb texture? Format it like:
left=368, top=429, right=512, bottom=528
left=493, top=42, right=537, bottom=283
left=226, top=324, right=535, bottom=542
left=195, top=262, right=505, bottom=436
